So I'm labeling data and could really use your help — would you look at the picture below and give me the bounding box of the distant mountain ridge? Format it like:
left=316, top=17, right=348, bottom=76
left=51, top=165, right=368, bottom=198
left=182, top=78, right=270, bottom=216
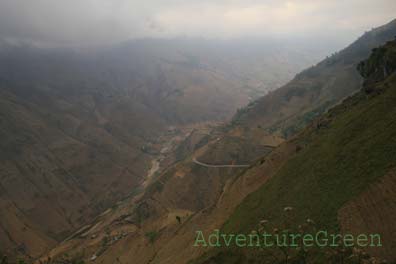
left=232, top=18, right=396, bottom=138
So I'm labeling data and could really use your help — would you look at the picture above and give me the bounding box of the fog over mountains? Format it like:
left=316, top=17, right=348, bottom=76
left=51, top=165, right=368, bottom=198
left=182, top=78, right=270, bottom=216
left=0, top=0, right=395, bottom=46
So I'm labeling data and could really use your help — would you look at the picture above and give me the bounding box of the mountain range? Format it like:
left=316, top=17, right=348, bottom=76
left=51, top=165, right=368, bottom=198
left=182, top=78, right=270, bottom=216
left=18, top=19, right=396, bottom=264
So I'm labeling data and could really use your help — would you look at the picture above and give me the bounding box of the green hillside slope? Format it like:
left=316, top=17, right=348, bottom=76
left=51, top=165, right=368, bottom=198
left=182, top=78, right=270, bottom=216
left=217, top=39, right=396, bottom=263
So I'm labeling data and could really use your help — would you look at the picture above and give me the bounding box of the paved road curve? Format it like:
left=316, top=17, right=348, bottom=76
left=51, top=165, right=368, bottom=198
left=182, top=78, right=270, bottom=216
left=192, top=157, right=250, bottom=168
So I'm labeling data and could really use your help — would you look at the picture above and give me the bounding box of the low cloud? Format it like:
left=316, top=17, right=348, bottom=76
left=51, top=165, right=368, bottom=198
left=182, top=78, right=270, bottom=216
left=0, top=0, right=395, bottom=46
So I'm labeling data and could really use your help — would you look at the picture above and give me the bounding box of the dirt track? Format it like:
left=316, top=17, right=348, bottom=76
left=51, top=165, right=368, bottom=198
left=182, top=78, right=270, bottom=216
left=192, top=157, right=249, bottom=168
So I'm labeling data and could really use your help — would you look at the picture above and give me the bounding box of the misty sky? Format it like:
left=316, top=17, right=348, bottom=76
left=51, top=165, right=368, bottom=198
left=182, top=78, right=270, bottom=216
left=0, top=0, right=395, bottom=46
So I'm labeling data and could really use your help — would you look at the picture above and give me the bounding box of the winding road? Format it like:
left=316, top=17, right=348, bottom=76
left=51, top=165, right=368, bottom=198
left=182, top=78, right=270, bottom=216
left=192, top=157, right=250, bottom=168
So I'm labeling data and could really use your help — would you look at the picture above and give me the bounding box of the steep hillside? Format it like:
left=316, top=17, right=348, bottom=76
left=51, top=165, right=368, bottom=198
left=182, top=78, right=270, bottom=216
left=0, top=54, right=162, bottom=259
left=232, top=19, right=396, bottom=138
left=205, top=38, right=396, bottom=263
